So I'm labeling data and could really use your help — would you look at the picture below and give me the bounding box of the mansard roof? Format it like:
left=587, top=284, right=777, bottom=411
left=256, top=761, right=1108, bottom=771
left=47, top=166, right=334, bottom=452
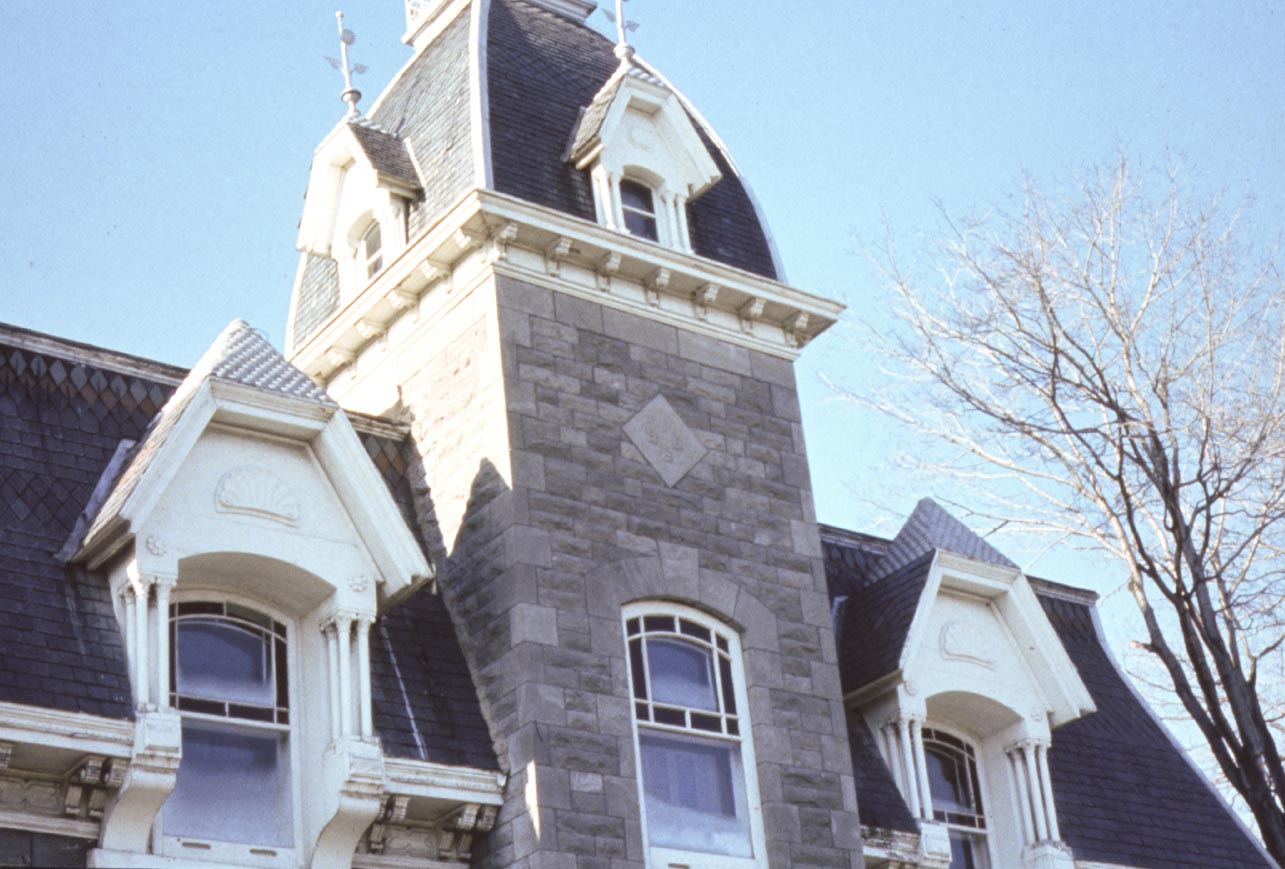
left=823, top=520, right=1272, bottom=867
left=0, top=323, right=497, bottom=772
left=292, top=0, right=781, bottom=349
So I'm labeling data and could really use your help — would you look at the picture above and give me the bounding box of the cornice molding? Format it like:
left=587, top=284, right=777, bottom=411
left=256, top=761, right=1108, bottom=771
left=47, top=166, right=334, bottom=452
left=0, top=702, right=133, bottom=758
left=383, top=757, right=505, bottom=804
left=288, top=187, right=844, bottom=383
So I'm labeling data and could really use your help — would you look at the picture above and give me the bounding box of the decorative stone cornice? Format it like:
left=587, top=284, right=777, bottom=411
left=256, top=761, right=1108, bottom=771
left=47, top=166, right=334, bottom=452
left=288, top=187, right=844, bottom=384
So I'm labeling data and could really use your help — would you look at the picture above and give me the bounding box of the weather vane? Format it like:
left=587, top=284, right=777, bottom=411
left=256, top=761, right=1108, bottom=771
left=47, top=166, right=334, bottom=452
left=326, top=11, right=369, bottom=117
left=603, top=0, right=639, bottom=60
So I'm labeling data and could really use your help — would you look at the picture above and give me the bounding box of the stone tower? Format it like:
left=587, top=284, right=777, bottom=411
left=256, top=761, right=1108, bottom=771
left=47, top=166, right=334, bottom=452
left=286, top=1, right=858, bottom=865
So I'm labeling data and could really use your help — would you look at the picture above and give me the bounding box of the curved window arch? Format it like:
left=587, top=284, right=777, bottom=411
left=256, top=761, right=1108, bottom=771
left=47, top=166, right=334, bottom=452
left=162, top=600, right=294, bottom=853
left=624, top=603, right=763, bottom=866
left=923, top=727, right=991, bottom=869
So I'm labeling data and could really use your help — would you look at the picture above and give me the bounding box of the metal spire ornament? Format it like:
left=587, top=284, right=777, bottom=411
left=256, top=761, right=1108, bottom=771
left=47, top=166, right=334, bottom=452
left=603, top=0, right=639, bottom=62
left=325, top=11, right=369, bottom=117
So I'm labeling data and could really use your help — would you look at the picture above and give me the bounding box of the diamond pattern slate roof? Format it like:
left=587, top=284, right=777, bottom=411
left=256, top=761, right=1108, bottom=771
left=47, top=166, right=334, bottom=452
left=348, top=120, right=421, bottom=190
left=0, top=332, right=177, bottom=718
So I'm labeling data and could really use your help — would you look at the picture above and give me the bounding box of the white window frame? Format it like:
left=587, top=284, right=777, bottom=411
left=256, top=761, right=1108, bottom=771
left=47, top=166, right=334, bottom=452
left=359, top=220, right=384, bottom=279
left=622, top=602, right=767, bottom=869
left=155, top=593, right=301, bottom=869
left=590, top=166, right=693, bottom=253
left=922, top=724, right=995, bottom=869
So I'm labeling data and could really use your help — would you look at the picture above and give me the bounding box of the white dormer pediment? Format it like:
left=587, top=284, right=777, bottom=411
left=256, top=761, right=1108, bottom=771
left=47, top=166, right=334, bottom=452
left=69, top=324, right=432, bottom=612
left=569, top=68, right=721, bottom=199
left=893, top=550, right=1095, bottom=732
left=298, top=121, right=420, bottom=259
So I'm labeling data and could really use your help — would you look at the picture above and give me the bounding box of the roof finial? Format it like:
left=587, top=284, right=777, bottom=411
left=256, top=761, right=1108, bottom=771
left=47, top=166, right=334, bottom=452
left=327, top=11, right=368, bottom=117
left=608, top=0, right=637, bottom=62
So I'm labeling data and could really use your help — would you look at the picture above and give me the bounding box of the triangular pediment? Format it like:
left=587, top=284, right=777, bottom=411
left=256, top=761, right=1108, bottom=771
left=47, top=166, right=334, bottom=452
left=67, top=321, right=431, bottom=606
left=567, top=59, right=721, bottom=199
left=844, top=501, right=1094, bottom=730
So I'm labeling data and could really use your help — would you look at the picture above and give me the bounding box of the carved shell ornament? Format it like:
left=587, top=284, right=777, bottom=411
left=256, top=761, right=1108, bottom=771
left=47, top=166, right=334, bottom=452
left=214, top=467, right=302, bottom=526
left=938, top=620, right=999, bottom=670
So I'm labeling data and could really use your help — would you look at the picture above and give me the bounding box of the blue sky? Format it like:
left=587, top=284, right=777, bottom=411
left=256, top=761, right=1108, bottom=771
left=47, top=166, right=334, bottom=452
left=4, top=1, right=1284, bottom=595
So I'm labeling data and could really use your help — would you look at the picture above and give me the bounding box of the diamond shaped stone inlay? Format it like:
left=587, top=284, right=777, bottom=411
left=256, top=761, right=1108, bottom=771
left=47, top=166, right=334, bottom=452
left=623, top=394, right=707, bottom=487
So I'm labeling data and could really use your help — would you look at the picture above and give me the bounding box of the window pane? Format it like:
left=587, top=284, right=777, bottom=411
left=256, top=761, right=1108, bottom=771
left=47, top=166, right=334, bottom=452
left=646, top=638, right=718, bottom=711
left=926, top=744, right=974, bottom=817
left=363, top=222, right=382, bottom=255
left=640, top=733, right=751, bottom=857
left=624, top=211, right=659, bottom=241
left=620, top=180, right=654, bottom=213
left=176, top=619, right=273, bottom=707
left=164, top=721, right=292, bottom=846
left=949, top=830, right=990, bottom=869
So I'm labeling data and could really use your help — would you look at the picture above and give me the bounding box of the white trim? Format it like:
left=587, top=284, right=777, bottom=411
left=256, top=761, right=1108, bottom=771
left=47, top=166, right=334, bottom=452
left=0, top=322, right=185, bottom=386
left=0, top=809, right=98, bottom=840
left=287, top=186, right=843, bottom=384
left=622, top=602, right=768, bottom=868
left=470, top=0, right=493, bottom=190
left=383, top=757, right=505, bottom=804
left=0, top=703, right=132, bottom=758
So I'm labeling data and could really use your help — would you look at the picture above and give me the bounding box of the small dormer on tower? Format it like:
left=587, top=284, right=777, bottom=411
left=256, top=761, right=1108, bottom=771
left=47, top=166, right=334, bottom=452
left=295, top=120, right=422, bottom=304
left=566, top=55, right=721, bottom=253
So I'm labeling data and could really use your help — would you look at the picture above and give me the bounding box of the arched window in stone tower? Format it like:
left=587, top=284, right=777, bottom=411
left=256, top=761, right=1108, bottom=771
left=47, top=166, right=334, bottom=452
left=624, top=603, right=765, bottom=867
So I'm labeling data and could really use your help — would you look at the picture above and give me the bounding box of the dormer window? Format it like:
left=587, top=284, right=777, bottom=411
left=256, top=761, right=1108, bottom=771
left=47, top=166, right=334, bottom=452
left=162, top=601, right=293, bottom=856
left=567, top=66, right=722, bottom=256
left=620, top=179, right=659, bottom=241
left=360, top=221, right=383, bottom=278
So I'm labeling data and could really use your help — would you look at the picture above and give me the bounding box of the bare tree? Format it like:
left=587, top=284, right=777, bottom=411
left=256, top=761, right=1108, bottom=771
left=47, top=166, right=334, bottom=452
left=851, top=157, right=1285, bottom=860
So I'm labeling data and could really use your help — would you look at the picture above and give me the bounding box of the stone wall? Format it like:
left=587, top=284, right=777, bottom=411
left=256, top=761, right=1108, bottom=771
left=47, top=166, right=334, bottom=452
left=389, top=272, right=861, bottom=867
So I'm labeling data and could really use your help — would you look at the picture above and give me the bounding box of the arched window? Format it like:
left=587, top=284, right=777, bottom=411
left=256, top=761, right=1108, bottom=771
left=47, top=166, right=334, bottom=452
left=162, top=601, right=293, bottom=851
left=619, top=179, right=659, bottom=242
left=625, top=606, right=761, bottom=865
left=923, top=728, right=991, bottom=869
left=360, top=221, right=383, bottom=278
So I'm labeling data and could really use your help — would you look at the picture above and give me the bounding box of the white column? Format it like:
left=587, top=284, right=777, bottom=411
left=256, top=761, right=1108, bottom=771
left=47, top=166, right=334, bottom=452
left=608, top=171, right=625, bottom=230
left=657, top=192, right=674, bottom=246
left=154, top=578, right=174, bottom=710
left=910, top=718, right=934, bottom=822
left=356, top=617, right=373, bottom=739
left=337, top=614, right=354, bottom=737
left=882, top=723, right=904, bottom=796
left=1022, top=741, right=1049, bottom=841
left=674, top=194, right=691, bottom=251
left=1037, top=742, right=1061, bottom=841
left=122, top=587, right=137, bottom=699
left=897, top=716, right=922, bottom=818
left=133, top=581, right=150, bottom=709
left=326, top=621, right=340, bottom=741
left=1007, top=746, right=1034, bottom=845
